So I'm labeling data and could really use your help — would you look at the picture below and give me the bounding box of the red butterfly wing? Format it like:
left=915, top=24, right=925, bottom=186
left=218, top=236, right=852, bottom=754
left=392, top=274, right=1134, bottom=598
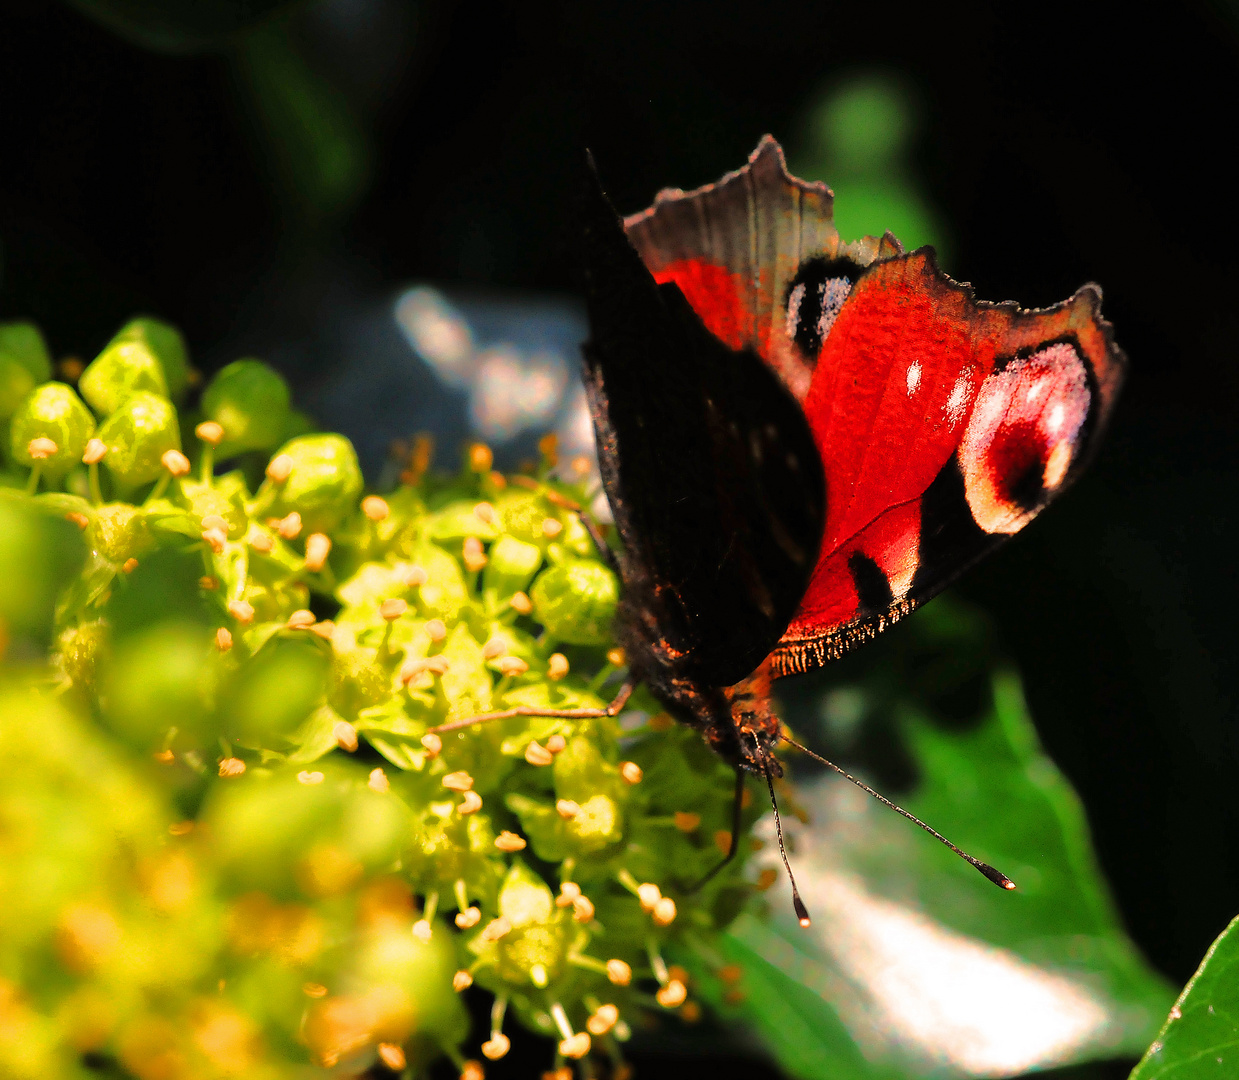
left=772, top=250, right=1126, bottom=674
left=621, top=137, right=1126, bottom=680
left=623, top=136, right=891, bottom=403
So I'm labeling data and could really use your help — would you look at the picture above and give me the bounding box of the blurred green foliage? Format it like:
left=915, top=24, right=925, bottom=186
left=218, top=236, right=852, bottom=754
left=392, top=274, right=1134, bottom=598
left=0, top=321, right=762, bottom=1078
left=791, top=73, right=947, bottom=258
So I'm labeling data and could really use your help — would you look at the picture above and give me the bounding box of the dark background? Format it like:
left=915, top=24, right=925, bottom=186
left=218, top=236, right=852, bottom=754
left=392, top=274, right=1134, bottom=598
left=2, top=1, right=1237, bottom=1076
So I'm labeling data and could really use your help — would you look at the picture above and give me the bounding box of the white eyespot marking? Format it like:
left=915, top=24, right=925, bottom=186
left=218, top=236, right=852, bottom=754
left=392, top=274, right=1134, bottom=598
left=817, top=278, right=853, bottom=342
left=785, top=282, right=806, bottom=341
left=906, top=361, right=921, bottom=396
left=945, top=376, right=972, bottom=425
left=1043, top=440, right=1072, bottom=490
left=959, top=342, right=1090, bottom=535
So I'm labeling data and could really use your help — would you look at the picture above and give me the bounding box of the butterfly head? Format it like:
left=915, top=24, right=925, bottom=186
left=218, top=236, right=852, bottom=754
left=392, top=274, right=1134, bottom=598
left=720, top=658, right=784, bottom=778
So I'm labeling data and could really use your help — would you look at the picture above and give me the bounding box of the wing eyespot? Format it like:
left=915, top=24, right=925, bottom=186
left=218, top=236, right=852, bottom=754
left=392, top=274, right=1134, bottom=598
left=782, top=256, right=866, bottom=362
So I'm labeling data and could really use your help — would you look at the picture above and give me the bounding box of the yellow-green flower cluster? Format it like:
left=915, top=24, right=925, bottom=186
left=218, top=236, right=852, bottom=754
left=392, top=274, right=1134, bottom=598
left=0, top=317, right=765, bottom=1079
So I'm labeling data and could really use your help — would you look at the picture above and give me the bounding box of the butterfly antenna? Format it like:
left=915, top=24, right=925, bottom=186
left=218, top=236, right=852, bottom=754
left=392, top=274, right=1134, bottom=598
left=777, top=733, right=1015, bottom=890
left=755, top=745, right=812, bottom=927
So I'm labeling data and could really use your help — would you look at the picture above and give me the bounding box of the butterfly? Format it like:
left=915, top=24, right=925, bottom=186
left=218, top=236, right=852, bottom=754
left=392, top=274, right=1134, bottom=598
left=435, top=137, right=1126, bottom=922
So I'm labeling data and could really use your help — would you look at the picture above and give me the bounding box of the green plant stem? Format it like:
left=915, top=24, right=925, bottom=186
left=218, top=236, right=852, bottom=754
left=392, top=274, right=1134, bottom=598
left=87, top=461, right=103, bottom=505
left=200, top=445, right=215, bottom=485
left=145, top=471, right=172, bottom=505
left=25, top=464, right=42, bottom=495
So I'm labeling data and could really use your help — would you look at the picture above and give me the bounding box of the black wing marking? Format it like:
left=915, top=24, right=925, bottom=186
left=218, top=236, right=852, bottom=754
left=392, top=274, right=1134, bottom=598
left=580, top=156, right=826, bottom=688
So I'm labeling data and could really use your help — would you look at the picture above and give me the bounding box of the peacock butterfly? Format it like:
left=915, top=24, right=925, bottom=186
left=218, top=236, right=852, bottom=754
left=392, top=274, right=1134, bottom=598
left=435, top=137, right=1125, bottom=922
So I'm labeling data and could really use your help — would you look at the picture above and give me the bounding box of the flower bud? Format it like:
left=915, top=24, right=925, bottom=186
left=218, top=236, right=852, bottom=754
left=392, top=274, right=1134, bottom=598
left=93, top=503, right=152, bottom=563
left=96, top=391, right=181, bottom=489
left=9, top=382, right=94, bottom=479
left=530, top=560, right=619, bottom=645
left=0, top=321, right=52, bottom=419
left=482, top=535, right=542, bottom=597
left=78, top=333, right=169, bottom=415
left=260, top=434, right=363, bottom=534
left=201, top=359, right=291, bottom=457
left=99, top=318, right=194, bottom=403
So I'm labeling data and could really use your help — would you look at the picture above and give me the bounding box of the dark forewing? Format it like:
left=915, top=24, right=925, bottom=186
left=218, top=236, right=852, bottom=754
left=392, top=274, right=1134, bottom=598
left=580, top=158, right=826, bottom=688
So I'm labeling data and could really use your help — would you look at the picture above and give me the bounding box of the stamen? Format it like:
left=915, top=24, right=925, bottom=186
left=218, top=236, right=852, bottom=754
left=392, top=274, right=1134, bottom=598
left=265, top=454, right=293, bottom=482
left=509, top=591, right=533, bottom=615
left=362, top=496, right=390, bottom=521
left=304, top=533, right=331, bottom=571
left=620, top=762, right=643, bottom=784
left=333, top=721, right=358, bottom=752
left=377, top=1043, right=405, bottom=1070
left=605, top=959, right=632, bottom=986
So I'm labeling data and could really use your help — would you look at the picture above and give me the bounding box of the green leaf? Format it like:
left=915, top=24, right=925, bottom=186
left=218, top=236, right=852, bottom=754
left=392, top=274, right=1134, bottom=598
left=1130, top=914, right=1239, bottom=1080
left=705, top=604, right=1174, bottom=1080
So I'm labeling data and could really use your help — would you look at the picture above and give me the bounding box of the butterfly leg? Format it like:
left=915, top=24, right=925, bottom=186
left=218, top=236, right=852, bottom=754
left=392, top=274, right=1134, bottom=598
left=577, top=510, right=620, bottom=574
left=685, top=767, right=747, bottom=891
left=426, top=680, right=634, bottom=735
